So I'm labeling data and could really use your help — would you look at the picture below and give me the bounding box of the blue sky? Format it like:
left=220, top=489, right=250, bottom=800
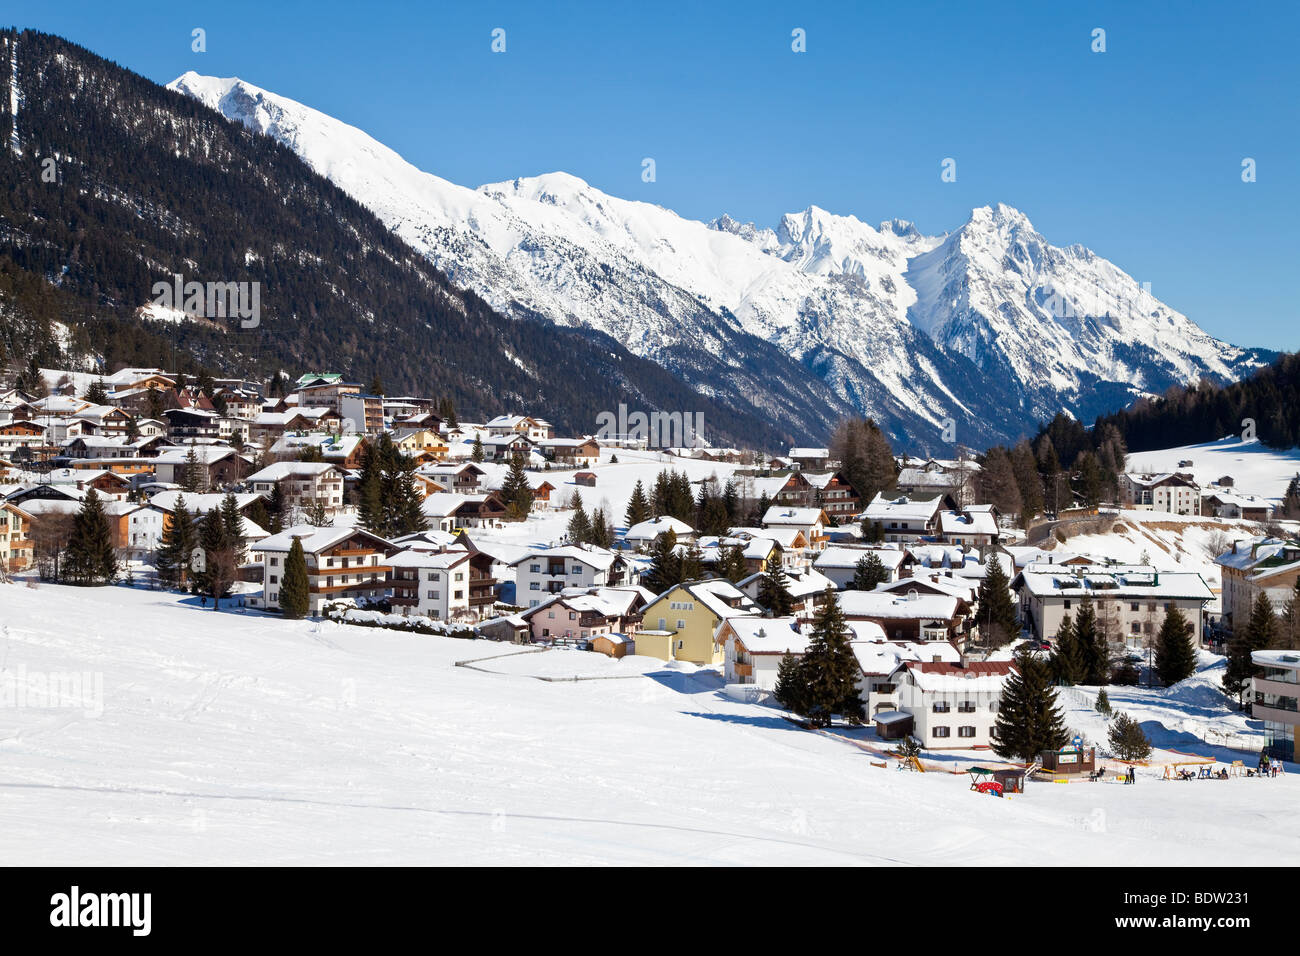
left=12, top=0, right=1299, bottom=350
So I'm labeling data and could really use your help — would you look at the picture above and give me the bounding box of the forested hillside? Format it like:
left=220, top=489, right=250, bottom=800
left=0, top=30, right=790, bottom=447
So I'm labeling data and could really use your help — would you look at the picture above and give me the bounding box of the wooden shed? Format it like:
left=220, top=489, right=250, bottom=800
left=1040, top=746, right=1096, bottom=774
left=590, top=633, right=632, bottom=659
left=574, top=472, right=597, bottom=487
left=873, top=710, right=915, bottom=741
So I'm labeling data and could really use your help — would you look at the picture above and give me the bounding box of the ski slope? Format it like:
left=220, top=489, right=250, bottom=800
left=1, top=583, right=1296, bottom=865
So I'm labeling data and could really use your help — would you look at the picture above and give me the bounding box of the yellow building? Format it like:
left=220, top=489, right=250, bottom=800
left=397, top=429, right=449, bottom=462
left=0, top=501, right=34, bottom=574
left=638, top=579, right=762, bottom=665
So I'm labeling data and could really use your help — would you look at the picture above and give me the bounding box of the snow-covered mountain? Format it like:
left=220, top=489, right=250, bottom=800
left=169, top=71, right=1267, bottom=448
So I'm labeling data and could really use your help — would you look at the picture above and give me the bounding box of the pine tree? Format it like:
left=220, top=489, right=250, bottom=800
left=800, top=590, right=863, bottom=727
left=1280, top=577, right=1300, bottom=651
left=851, top=552, right=888, bottom=591
left=1223, top=593, right=1277, bottom=704
left=280, top=537, right=310, bottom=620
left=774, top=651, right=809, bottom=714
left=266, top=483, right=286, bottom=534
left=991, top=649, right=1070, bottom=761
left=180, top=446, right=204, bottom=493
left=156, top=495, right=197, bottom=589
left=390, top=467, right=428, bottom=536
left=721, top=542, right=749, bottom=583
left=625, top=480, right=651, bottom=528
left=471, top=434, right=484, bottom=463
left=62, top=487, right=117, bottom=585
left=757, top=553, right=794, bottom=616
left=1107, top=711, right=1152, bottom=761
left=1049, top=613, right=1085, bottom=685
left=976, top=556, right=1018, bottom=648
left=220, top=492, right=246, bottom=565
left=1154, top=605, right=1197, bottom=686
left=1095, top=687, right=1112, bottom=715
left=680, top=541, right=705, bottom=581
left=589, top=509, right=614, bottom=550
left=501, top=453, right=533, bottom=521
left=643, top=529, right=681, bottom=595
left=84, top=376, right=110, bottom=405
left=196, top=508, right=236, bottom=608
left=566, top=491, right=592, bottom=544
left=1074, top=595, right=1112, bottom=685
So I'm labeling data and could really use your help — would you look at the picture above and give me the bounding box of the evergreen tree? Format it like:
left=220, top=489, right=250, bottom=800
left=501, top=453, right=534, bottom=521
left=1153, top=605, right=1197, bottom=686
left=721, top=543, right=749, bottom=583
left=368, top=374, right=384, bottom=396
left=566, top=491, right=592, bottom=544
left=643, top=530, right=681, bottom=595
left=1107, top=711, right=1152, bottom=761
left=774, top=651, right=809, bottom=714
left=156, top=496, right=197, bottom=589
left=1095, top=687, right=1112, bottom=715
left=1074, top=595, right=1112, bottom=685
left=196, top=508, right=236, bottom=607
left=757, top=554, right=794, bottom=616
left=861, top=519, right=884, bottom=544
left=84, top=376, right=110, bottom=405
left=625, top=480, right=651, bottom=528
left=62, top=488, right=117, bottom=585
left=390, top=467, right=428, bottom=536
left=471, top=434, right=484, bottom=463
left=589, top=508, right=614, bottom=550
left=851, top=552, right=888, bottom=591
left=180, top=446, right=204, bottom=493
left=1223, top=593, right=1277, bottom=704
left=1049, top=613, right=1084, bottom=685
left=1280, top=577, right=1300, bottom=651
left=976, top=556, right=1018, bottom=648
left=220, top=492, right=246, bottom=564
left=800, top=590, right=864, bottom=727
left=280, top=537, right=310, bottom=620
left=991, top=649, right=1070, bottom=761
left=266, top=484, right=287, bottom=534
left=680, top=542, right=705, bottom=581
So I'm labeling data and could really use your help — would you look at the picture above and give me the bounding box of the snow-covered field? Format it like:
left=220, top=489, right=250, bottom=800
left=1127, top=435, right=1300, bottom=503
left=2, top=583, right=1296, bottom=865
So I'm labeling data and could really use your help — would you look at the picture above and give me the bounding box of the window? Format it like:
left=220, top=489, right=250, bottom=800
left=529, top=582, right=540, bottom=591
left=958, top=726, right=976, bottom=738
left=989, top=701, right=999, bottom=713
left=454, top=591, right=463, bottom=600
left=1063, top=600, right=1072, bottom=609
left=932, top=726, right=950, bottom=738
left=958, top=701, right=976, bottom=713
left=677, top=620, right=686, bottom=630
left=270, top=557, right=279, bottom=567
left=1130, top=603, right=1140, bottom=612
left=530, top=564, right=540, bottom=573
left=932, top=701, right=950, bottom=713
left=269, top=575, right=278, bottom=584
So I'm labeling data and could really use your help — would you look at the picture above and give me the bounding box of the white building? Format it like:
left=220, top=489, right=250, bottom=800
left=387, top=548, right=474, bottom=621
left=714, top=617, right=808, bottom=690
left=893, top=660, right=1016, bottom=749
left=813, top=546, right=906, bottom=589
left=511, top=545, right=633, bottom=608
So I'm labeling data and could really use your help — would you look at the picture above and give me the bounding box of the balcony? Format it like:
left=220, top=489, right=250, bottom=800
left=733, top=662, right=753, bottom=678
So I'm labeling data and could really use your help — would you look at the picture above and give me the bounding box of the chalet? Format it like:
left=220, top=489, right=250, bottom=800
left=1202, top=490, right=1274, bottom=523
left=395, top=429, right=449, bottom=462
left=0, top=501, right=34, bottom=573
left=245, top=461, right=347, bottom=517
left=485, top=415, right=553, bottom=442
left=738, top=566, right=837, bottom=621
left=624, top=515, right=695, bottom=551
left=698, top=534, right=782, bottom=576
left=253, top=525, right=400, bottom=616
left=1215, top=539, right=1300, bottom=635
left=639, top=579, right=762, bottom=664
left=521, top=586, right=650, bottom=646
left=480, top=434, right=536, bottom=462
left=761, top=505, right=831, bottom=552
left=1119, top=472, right=1201, bottom=516
left=388, top=548, right=484, bottom=622
left=859, top=492, right=949, bottom=543
left=814, top=545, right=906, bottom=589
left=162, top=406, right=221, bottom=441
left=1013, top=564, right=1214, bottom=650
left=420, top=492, right=509, bottom=532
left=0, top=421, right=46, bottom=456
left=938, top=506, right=1001, bottom=548
left=512, top=545, right=635, bottom=607
left=895, top=458, right=980, bottom=506
left=714, top=617, right=808, bottom=690
left=729, top=526, right=810, bottom=570
left=850, top=629, right=957, bottom=719
left=802, top=471, right=861, bottom=519
left=788, top=447, right=833, bottom=471
left=839, top=588, right=964, bottom=644
left=417, top=462, right=486, bottom=494
left=151, top=445, right=251, bottom=490
left=539, top=438, right=601, bottom=468
left=894, top=660, right=1017, bottom=749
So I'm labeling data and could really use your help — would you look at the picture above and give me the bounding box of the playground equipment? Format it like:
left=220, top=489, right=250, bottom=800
left=1162, top=756, right=1217, bottom=780
left=967, top=768, right=1004, bottom=796
left=897, top=755, right=926, bottom=773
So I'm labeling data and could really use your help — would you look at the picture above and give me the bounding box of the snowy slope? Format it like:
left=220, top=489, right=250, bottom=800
left=168, top=72, right=1266, bottom=446
left=3, top=582, right=1297, bottom=865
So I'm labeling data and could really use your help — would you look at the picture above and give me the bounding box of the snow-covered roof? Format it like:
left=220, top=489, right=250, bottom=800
left=838, top=590, right=960, bottom=621
left=508, top=544, right=620, bottom=571
left=939, top=510, right=998, bottom=536
left=904, top=660, right=1016, bottom=693
left=1016, top=566, right=1214, bottom=601
left=815, top=546, right=905, bottom=571
left=719, top=617, right=809, bottom=655
left=388, top=547, right=471, bottom=570
left=762, top=505, right=826, bottom=527
left=625, top=515, right=695, bottom=539
left=861, top=493, right=943, bottom=522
